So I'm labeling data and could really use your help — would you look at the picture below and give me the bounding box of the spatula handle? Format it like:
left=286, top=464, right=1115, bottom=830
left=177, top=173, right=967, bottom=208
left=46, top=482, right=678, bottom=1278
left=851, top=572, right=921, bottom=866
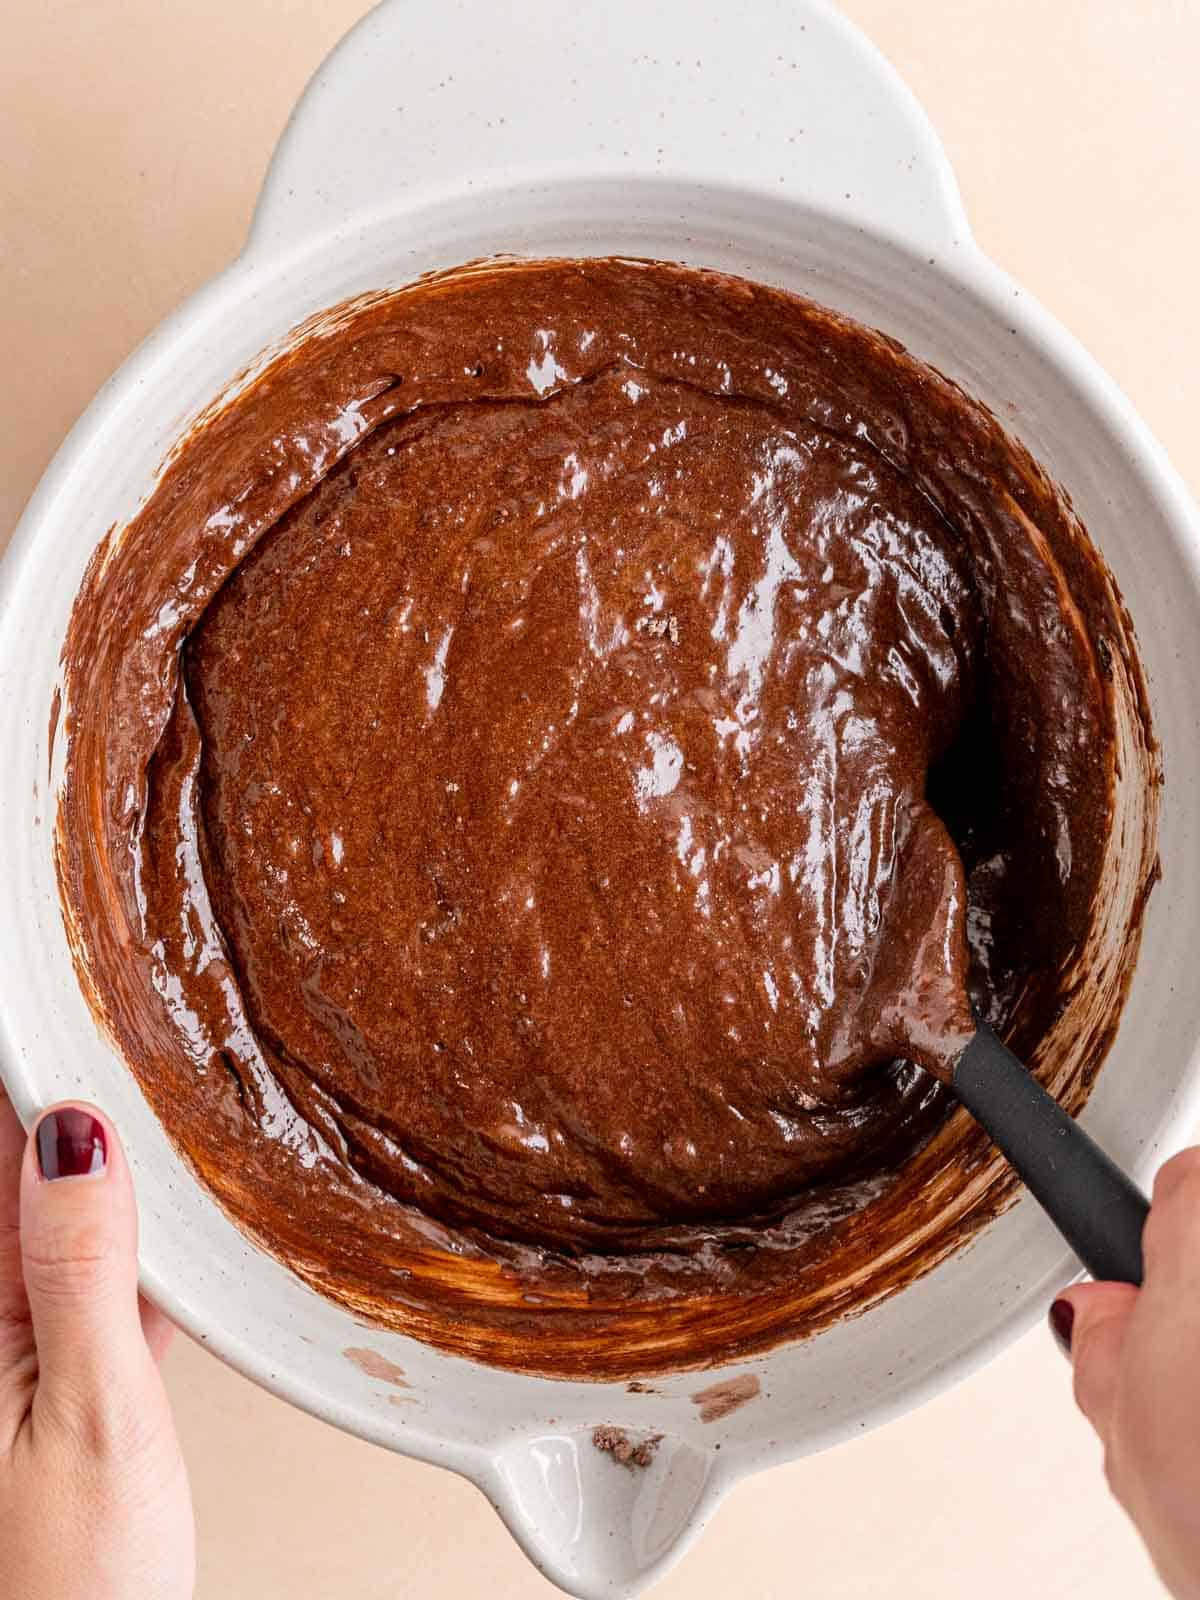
left=953, top=1023, right=1149, bottom=1285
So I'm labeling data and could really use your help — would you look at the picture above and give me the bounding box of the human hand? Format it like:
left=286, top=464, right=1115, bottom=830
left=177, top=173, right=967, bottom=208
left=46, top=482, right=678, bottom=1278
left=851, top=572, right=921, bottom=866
left=0, top=1087, right=195, bottom=1599
left=1054, top=1147, right=1200, bottom=1599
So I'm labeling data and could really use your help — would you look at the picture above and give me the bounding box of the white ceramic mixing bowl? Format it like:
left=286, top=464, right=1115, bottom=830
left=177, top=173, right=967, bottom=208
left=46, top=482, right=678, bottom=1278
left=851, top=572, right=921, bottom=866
left=4, top=3, right=1200, bottom=1595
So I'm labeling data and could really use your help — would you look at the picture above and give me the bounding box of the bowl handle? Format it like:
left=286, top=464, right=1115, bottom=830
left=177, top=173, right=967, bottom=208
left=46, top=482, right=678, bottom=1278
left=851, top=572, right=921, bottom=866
left=247, top=0, right=970, bottom=261
left=479, top=1428, right=719, bottom=1599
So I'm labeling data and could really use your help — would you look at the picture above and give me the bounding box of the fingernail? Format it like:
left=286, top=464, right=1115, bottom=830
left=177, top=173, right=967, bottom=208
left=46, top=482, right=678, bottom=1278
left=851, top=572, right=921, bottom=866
left=1049, top=1297, right=1074, bottom=1357
left=35, top=1108, right=107, bottom=1181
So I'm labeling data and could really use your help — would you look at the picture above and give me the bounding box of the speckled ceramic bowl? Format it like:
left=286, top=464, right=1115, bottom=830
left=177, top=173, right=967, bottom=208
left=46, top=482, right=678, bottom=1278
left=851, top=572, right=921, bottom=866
left=4, top=3, right=1200, bottom=1595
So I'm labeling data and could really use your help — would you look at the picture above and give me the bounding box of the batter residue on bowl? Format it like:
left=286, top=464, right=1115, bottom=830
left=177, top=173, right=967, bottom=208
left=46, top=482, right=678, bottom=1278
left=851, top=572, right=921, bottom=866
left=55, top=258, right=1158, bottom=1375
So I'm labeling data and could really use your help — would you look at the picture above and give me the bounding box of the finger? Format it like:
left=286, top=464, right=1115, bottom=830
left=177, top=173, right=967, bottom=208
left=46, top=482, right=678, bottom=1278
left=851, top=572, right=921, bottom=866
left=0, top=1082, right=31, bottom=1326
left=140, top=1294, right=176, bottom=1365
left=19, top=1103, right=158, bottom=1441
left=0, top=1084, right=36, bottom=1443
left=1056, top=1281, right=1138, bottom=1442
left=1143, top=1147, right=1200, bottom=1287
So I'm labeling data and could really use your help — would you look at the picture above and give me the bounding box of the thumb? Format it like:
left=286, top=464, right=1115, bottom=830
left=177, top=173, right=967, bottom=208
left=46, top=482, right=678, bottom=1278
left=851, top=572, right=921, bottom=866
left=1056, top=1281, right=1139, bottom=1443
left=20, top=1103, right=156, bottom=1435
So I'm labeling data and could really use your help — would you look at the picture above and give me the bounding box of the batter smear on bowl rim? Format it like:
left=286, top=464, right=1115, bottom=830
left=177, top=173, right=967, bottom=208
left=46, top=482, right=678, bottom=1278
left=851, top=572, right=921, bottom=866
left=56, top=258, right=1157, bottom=1376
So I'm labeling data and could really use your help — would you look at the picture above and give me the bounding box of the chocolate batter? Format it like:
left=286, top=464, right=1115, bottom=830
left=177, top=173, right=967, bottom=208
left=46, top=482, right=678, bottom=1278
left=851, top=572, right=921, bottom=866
left=56, top=259, right=1157, bottom=1375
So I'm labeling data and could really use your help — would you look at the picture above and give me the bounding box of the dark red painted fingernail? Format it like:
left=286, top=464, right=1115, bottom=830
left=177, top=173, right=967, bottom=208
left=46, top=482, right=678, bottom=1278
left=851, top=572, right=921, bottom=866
left=35, top=1109, right=107, bottom=1180
left=1049, top=1298, right=1074, bottom=1357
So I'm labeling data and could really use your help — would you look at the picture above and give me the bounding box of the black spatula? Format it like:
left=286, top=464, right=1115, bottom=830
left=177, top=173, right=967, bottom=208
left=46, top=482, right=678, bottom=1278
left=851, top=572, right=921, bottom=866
left=952, top=1022, right=1149, bottom=1284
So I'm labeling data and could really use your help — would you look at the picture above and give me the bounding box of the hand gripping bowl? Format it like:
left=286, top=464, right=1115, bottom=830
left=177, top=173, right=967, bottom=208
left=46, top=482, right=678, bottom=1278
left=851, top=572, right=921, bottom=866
left=4, top=3, right=1200, bottom=1594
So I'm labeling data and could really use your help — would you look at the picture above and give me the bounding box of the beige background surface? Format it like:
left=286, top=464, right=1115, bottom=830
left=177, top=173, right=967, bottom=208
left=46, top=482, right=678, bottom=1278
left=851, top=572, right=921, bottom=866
left=3, top=2, right=1197, bottom=1595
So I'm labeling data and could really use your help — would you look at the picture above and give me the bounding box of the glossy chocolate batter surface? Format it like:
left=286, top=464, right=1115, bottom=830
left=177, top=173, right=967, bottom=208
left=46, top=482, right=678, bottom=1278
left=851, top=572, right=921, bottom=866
left=57, top=259, right=1154, bottom=1374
